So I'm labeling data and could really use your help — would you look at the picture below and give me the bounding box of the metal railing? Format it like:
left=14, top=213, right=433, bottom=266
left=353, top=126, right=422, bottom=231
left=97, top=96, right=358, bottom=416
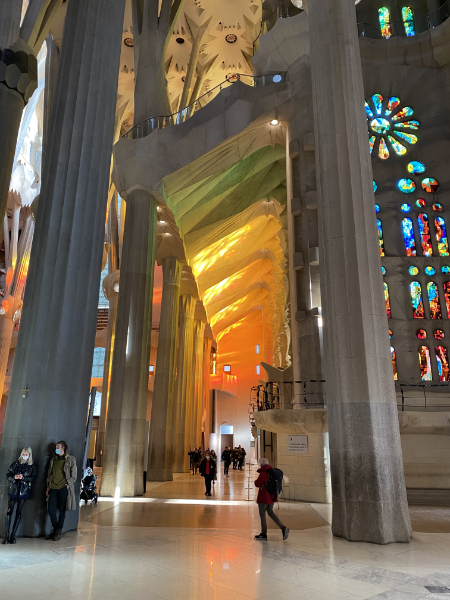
left=397, top=382, right=450, bottom=411
left=122, top=72, right=286, bottom=141
left=357, top=0, right=449, bottom=39
left=253, top=2, right=302, bottom=54
left=249, top=379, right=325, bottom=412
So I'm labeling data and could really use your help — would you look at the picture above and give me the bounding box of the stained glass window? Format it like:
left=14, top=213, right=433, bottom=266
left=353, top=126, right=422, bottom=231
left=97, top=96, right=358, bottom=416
left=434, top=329, right=445, bottom=340
left=401, top=204, right=411, bottom=212
left=372, top=93, right=384, bottom=115
left=384, top=282, right=391, bottom=318
left=378, top=8, right=392, bottom=38
left=389, top=329, right=393, bottom=338
left=375, top=204, right=380, bottom=213
left=436, top=346, right=449, bottom=381
left=416, top=329, right=427, bottom=340
left=377, top=219, right=385, bottom=256
left=410, top=281, right=424, bottom=318
left=444, top=281, right=450, bottom=317
left=398, top=179, right=415, bottom=193
left=385, top=97, right=400, bottom=116
left=394, top=120, right=420, bottom=129
left=369, top=136, right=376, bottom=153
left=382, top=266, right=386, bottom=274
left=395, top=131, right=418, bottom=145
left=407, top=161, right=425, bottom=174
left=425, top=266, right=436, bottom=276
left=390, top=346, right=398, bottom=380
left=433, top=203, right=443, bottom=212
left=392, top=107, right=414, bottom=121
left=365, top=102, right=374, bottom=118
left=91, top=347, right=106, bottom=378
left=435, top=216, right=449, bottom=257
left=416, top=198, right=426, bottom=208
left=373, top=181, right=378, bottom=192
left=388, top=136, right=407, bottom=155
left=427, top=282, right=442, bottom=319
left=419, top=345, right=432, bottom=380
left=442, top=266, right=450, bottom=274
left=418, top=213, right=433, bottom=257
left=422, top=178, right=439, bottom=193
left=402, top=218, right=416, bottom=256
left=402, top=6, right=415, bottom=36
left=379, top=137, right=389, bottom=159
left=409, top=265, right=419, bottom=276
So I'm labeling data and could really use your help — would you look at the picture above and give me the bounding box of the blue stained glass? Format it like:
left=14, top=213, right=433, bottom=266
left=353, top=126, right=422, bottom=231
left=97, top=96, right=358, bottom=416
left=409, top=266, right=419, bottom=275
left=402, top=6, right=415, bottom=36
left=407, top=161, right=425, bottom=174
left=402, top=218, right=416, bottom=256
left=401, top=203, right=411, bottom=212
left=410, top=281, right=425, bottom=318
left=418, top=213, right=433, bottom=257
left=442, top=266, right=450, bottom=274
left=377, top=219, right=385, bottom=256
left=365, top=101, right=374, bottom=118
left=372, top=93, right=384, bottom=115
left=373, top=180, right=378, bottom=192
left=398, top=178, right=416, bottom=193
left=375, top=204, right=380, bottom=213
left=382, top=266, right=386, bottom=274
left=385, top=97, right=401, bottom=116
left=425, top=266, right=436, bottom=276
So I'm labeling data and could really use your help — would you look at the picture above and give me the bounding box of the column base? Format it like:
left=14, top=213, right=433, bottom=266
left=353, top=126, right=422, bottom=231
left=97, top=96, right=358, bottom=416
left=172, top=464, right=190, bottom=474
left=146, top=469, right=165, bottom=482
left=163, top=469, right=173, bottom=482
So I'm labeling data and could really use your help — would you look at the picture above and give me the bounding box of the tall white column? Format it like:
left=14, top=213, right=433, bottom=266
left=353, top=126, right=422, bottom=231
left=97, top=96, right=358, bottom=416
left=191, top=319, right=206, bottom=447
left=308, top=0, right=411, bottom=543
left=0, top=0, right=125, bottom=537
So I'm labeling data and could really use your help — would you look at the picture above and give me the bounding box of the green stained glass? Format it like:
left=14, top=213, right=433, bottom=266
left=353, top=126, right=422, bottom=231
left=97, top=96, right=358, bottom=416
left=398, top=178, right=415, bottom=193
left=365, top=101, right=374, bottom=118
left=385, top=97, right=401, bottom=116
left=395, top=120, right=420, bottom=129
left=373, top=181, right=378, bottom=192
left=392, top=107, right=414, bottom=121
left=394, top=131, right=418, bottom=145
left=442, top=266, right=450, bottom=274
left=407, top=161, right=425, bottom=174
left=379, top=137, right=389, bottom=159
left=409, top=266, right=419, bottom=275
left=402, top=6, right=415, bottom=36
left=369, top=135, right=376, bottom=154
left=388, top=135, right=407, bottom=156
left=372, top=93, right=383, bottom=115
left=378, top=7, right=392, bottom=38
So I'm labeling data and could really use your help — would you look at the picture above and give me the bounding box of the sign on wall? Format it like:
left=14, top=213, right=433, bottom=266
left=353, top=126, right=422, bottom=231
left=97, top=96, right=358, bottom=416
left=288, top=435, right=308, bottom=453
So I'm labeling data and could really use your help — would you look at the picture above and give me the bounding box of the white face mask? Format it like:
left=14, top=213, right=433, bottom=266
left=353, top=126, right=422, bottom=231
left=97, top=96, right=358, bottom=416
left=22, top=455, right=29, bottom=461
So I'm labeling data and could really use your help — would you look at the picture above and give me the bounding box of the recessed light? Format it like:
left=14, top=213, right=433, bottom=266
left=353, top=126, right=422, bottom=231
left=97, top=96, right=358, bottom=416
left=176, top=37, right=184, bottom=44
left=159, top=221, right=166, bottom=224
left=270, top=119, right=279, bottom=125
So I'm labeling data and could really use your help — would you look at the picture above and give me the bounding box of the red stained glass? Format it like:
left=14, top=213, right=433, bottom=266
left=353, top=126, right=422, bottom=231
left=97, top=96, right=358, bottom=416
left=416, top=329, right=427, bottom=340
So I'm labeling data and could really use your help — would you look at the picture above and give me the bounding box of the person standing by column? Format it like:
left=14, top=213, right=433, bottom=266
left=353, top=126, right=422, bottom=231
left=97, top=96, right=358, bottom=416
left=199, top=451, right=216, bottom=496
left=222, top=446, right=231, bottom=477
left=46, top=441, right=77, bottom=542
left=254, top=458, right=289, bottom=541
left=2, top=447, right=36, bottom=544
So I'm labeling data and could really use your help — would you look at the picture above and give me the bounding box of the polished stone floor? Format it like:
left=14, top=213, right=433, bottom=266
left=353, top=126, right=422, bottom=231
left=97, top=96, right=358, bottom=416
left=2, top=467, right=450, bottom=600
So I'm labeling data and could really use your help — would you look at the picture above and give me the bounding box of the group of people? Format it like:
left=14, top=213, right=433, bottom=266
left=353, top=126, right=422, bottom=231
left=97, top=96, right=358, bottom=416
left=188, top=447, right=217, bottom=474
left=2, top=441, right=77, bottom=544
left=221, top=445, right=246, bottom=475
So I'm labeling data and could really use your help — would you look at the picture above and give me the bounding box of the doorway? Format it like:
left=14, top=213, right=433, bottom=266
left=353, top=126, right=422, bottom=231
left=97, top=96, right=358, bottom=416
left=220, top=423, right=233, bottom=460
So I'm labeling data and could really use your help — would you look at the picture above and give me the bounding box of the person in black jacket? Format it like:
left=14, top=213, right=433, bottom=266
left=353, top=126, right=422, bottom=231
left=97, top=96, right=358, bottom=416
left=222, top=446, right=232, bottom=477
left=2, top=447, right=37, bottom=544
left=199, top=451, right=216, bottom=496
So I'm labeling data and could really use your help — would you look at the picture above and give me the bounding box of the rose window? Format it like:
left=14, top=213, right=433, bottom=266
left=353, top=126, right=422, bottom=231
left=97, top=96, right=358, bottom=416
left=365, top=93, right=419, bottom=160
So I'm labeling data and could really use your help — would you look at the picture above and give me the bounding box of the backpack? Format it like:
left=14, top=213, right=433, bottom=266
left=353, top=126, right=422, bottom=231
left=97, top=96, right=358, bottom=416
left=267, top=467, right=283, bottom=497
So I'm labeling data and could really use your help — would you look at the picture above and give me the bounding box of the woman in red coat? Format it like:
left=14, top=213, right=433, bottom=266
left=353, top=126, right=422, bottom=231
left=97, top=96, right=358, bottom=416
left=254, top=458, right=289, bottom=540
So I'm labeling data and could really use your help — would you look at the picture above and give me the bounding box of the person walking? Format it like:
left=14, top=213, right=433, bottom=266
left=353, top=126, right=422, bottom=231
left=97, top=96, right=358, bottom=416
left=2, top=447, right=37, bottom=544
left=238, top=445, right=246, bottom=470
left=254, top=457, right=289, bottom=541
left=222, top=446, right=231, bottom=477
left=192, top=448, right=201, bottom=475
left=199, top=450, right=216, bottom=496
left=232, top=447, right=239, bottom=470
left=46, top=441, right=77, bottom=541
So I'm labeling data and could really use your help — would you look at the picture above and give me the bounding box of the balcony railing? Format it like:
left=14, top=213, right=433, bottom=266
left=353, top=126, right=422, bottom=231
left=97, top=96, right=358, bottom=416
left=397, top=382, right=450, bottom=411
left=249, top=380, right=325, bottom=412
left=358, top=0, right=449, bottom=39
left=121, top=72, right=286, bottom=141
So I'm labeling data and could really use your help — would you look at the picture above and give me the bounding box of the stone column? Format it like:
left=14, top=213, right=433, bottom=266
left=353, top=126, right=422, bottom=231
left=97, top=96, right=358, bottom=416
left=172, top=295, right=196, bottom=473
left=202, top=336, right=212, bottom=442
left=191, top=319, right=206, bottom=447
left=95, top=270, right=120, bottom=468
left=0, top=0, right=125, bottom=537
left=147, top=257, right=182, bottom=482
left=179, top=16, right=212, bottom=111
left=0, top=296, right=22, bottom=396
left=308, top=0, right=411, bottom=543
left=100, top=189, right=157, bottom=497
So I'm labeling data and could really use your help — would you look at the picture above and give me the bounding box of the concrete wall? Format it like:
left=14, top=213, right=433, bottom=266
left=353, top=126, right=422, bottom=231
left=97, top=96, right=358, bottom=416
left=276, top=432, right=331, bottom=503
left=401, top=433, right=450, bottom=488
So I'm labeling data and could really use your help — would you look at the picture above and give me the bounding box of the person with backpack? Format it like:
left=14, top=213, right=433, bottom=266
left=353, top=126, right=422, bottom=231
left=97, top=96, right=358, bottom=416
left=254, top=457, right=289, bottom=541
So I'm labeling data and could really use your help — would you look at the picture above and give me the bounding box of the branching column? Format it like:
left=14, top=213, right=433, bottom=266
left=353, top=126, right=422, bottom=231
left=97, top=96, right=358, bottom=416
left=172, top=295, right=196, bottom=473
left=147, top=257, right=182, bottom=482
left=96, top=270, right=120, bottom=468
left=0, top=0, right=125, bottom=537
left=308, top=0, right=411, bottom=543
left=101, top=189, right=157, bottom=497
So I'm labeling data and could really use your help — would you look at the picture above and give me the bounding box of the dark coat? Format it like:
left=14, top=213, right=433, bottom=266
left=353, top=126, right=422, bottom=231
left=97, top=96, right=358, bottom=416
left=199, top=457, right=216, bottom=478
left=222, top=450, right=231, bottom=464
left=254, top=464, right=276, bottom=504
left=6, top=461, right=37, bottom=498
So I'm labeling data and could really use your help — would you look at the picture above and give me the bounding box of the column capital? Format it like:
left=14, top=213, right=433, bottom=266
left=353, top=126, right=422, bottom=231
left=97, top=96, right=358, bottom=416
left=0, top=295, right=22, bottom=322
left=0, top=39, right=38, bottom=105
left=102, top=270, right=120, bottom=301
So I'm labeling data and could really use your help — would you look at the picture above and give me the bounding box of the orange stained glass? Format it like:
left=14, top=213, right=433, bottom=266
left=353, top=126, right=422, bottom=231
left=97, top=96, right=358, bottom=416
left=390, top=346, right=398, bottom=380
left=419, top=345, right=432, bottom=380
left=444, top=281, right=450, bottom=317
left=436, top=346, right=450, bottom=381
